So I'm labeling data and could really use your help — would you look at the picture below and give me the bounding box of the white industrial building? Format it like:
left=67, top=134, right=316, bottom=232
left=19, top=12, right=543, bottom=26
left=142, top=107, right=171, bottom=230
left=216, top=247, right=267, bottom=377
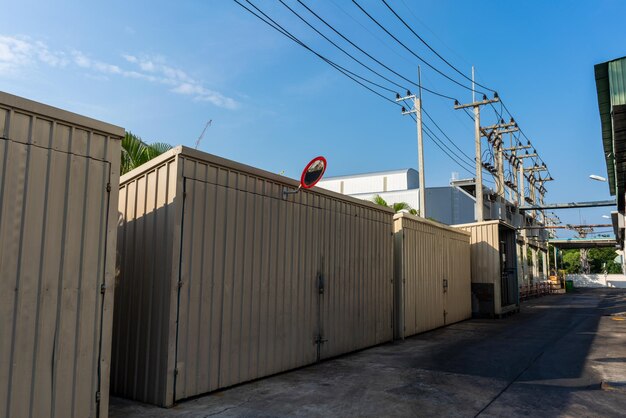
left=319, top=168, right=551, bottom=284
left=318, top=169, right=476, bottom=225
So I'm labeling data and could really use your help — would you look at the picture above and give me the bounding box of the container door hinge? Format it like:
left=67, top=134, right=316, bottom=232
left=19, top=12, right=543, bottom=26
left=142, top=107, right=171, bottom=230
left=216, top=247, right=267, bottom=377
left=100, top=283, right=106, bottom=295
left=95, top=391, right=101, bottom=404
left=106, top=183, right=111, bottom=193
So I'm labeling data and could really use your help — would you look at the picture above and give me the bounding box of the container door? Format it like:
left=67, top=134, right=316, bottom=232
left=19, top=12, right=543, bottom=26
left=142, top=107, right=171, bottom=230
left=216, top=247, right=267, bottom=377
left=498, top=227, right=518, bottom=308
left=174, top=177, right=319, bottom=401
left=443, top=235, right=472, bottom=325
left=0, top=139, right=111, bottom=418
left=318, top=205, right=394, bottom=360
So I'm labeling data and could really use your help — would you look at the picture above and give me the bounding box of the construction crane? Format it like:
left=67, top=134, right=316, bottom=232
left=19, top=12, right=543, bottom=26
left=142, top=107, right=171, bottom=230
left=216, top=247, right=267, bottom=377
left=194, top=120, right=212, bottom=149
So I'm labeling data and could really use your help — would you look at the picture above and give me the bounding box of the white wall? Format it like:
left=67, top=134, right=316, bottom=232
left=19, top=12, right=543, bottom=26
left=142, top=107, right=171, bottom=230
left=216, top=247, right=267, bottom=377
left=567, top=274, right=626, bottom=288
left=318, top=169, right=418, bottom=195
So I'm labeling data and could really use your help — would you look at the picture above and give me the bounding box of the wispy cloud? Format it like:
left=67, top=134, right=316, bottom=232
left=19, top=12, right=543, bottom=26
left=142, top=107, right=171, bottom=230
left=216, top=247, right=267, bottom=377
left=0, top=35, right=238, bottom=109
left=0, top=35, right=68, bottom=73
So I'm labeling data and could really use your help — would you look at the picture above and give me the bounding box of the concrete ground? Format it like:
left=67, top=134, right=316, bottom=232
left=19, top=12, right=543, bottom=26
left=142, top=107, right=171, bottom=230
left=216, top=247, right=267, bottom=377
left=110, top=289, right=626, bottom=417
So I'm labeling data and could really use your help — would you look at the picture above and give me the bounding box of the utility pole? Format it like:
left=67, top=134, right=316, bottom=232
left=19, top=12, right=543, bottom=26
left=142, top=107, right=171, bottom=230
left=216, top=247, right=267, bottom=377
left=396, top=67, right=425, bottom=218
left=454, top=92, right=500, bottom=222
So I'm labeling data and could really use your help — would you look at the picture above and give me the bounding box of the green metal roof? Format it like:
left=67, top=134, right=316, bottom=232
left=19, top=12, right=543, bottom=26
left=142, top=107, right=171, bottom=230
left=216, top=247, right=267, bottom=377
left=595, top=56, right=626, bottom=196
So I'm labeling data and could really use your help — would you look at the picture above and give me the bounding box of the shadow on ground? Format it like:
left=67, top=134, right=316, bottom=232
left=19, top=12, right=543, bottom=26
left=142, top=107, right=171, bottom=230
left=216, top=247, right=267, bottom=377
left=110, top=289, right=626, bottom=417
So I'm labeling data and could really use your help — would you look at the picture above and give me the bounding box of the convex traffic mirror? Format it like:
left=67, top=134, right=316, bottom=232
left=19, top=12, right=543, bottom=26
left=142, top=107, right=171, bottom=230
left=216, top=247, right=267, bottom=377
left=283, top=156, right=327, bottom=198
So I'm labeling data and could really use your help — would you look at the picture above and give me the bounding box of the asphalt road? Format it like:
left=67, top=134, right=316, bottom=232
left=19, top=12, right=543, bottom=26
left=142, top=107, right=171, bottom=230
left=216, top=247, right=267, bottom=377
left=110, top=288, right=626, bottom=417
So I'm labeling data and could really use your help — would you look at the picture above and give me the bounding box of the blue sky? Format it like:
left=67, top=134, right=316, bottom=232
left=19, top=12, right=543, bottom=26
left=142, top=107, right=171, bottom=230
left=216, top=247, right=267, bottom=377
left=1, top=0, right=624, bottom=237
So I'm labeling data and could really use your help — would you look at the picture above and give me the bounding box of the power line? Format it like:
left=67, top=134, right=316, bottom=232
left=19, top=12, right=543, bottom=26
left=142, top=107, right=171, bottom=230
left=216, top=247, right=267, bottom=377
left=499, top=98, right=553, bottom=179
left=351, top=0, right=487, bottom=95
left=234, top=0, right=399, bottom=102
left=295, top=0, right=457, bottom=101
left=374, top=0, right=552, bottom=183
left=401, top=100, right=478, bottom=173
left=279, top=0, right=407, bottom=93
left=381, top=0, right=496, bottom=93
left=422, top=107, right=474, bottom=161
left=397, top=0, right=472, bottom=67
left=235, top=0, right=493, bottom=181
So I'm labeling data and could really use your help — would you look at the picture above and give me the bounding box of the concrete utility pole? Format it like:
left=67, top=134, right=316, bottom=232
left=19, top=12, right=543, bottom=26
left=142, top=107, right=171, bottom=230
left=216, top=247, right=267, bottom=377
left=454, top=92, right=500, bottom=222
left=396, top=67, right=425, bottom=218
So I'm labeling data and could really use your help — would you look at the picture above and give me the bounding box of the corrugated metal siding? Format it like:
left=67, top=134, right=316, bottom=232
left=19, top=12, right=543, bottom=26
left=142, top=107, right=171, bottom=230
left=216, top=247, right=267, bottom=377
left=111, top=155, right=179, bottom=406
left=393, top=214, right=471, bottom=338
left=319, top=197, right=393, bottom=359
left=456, top=221, right=519, bottom=315
left=609, top=58, right=626, bottom=108
left=445, top=234, right=472, bottom=324
left=0, top=93, right=122, bottom=418
left=113, top=148, right=394, bottom=407
left=458, top=222, right=500, bottom=286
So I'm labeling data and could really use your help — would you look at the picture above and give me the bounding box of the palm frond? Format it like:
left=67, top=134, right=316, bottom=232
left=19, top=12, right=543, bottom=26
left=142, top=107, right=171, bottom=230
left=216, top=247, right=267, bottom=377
left=371, top=195, right=388, bottom=207
left=391, top=202, right=412, bottom=212
left=121, top=132, right=173, bottom=174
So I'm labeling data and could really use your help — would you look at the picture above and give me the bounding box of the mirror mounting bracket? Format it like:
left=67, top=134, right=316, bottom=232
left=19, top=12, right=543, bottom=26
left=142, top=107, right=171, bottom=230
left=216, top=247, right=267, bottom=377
left=282, top=185, right=302, bottom=199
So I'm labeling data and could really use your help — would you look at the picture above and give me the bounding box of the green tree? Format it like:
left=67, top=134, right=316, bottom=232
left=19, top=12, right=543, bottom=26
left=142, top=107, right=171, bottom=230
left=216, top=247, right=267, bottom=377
left=121, top=131, right=173, bottom=175
left=371, top=195, right=418, bottom=215
left=588, top=247, right=623, bottom=274
left=561, top=249, right=581, bottom=274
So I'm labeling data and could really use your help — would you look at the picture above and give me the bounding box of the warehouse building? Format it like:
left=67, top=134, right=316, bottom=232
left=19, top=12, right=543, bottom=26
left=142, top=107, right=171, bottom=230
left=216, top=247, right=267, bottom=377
left=595, top=56, right=626, bottom=254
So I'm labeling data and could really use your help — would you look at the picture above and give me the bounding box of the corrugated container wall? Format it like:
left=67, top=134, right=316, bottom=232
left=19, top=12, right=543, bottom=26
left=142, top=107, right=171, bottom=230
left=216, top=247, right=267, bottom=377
left=455, top=221, right=519, bottom=317
left=0, top=91, right=123, bottom=418
left=112, top=147, right=395, bottom=407
left=393, top=214, right=471, bottom=339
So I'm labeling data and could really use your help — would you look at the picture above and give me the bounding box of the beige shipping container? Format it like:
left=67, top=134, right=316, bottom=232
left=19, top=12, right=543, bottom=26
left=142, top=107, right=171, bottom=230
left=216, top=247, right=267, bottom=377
left=455, top=220, right=519, bottom=317
left=393, top=213, right=471, bottom=339
left=0, top=92, right=123, bottom=418
left=112, top=146, right=394, bottom=407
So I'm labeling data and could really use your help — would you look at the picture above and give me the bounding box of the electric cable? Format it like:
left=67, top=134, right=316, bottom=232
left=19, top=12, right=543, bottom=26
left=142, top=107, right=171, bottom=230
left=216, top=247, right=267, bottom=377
left=351, top=0, right=488, bottom=96
left=236, top=0, right=494, bottom=183
left=295, top=0, right=458, bottom=101
left=279, top=0, right=408, bottom=93
left=381, top=0, right=497, bottom=93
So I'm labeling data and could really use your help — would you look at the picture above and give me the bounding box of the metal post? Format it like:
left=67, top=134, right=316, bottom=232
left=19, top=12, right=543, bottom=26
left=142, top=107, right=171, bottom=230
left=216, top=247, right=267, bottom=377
left=417, top=67, right=426, bottom=218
